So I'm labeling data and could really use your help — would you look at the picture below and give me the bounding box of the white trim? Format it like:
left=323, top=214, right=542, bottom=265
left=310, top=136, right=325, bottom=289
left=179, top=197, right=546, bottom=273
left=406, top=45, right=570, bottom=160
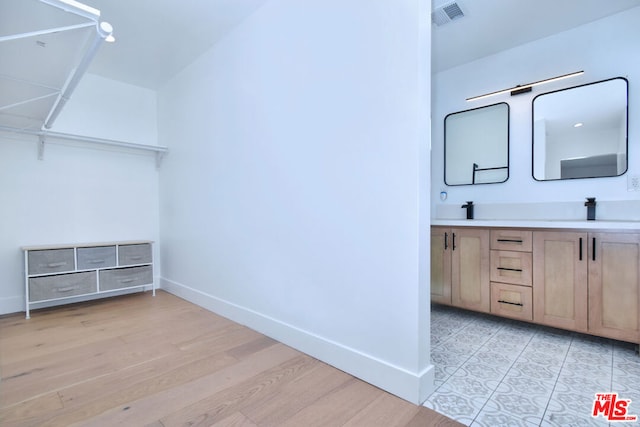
left=160, top=277, right=434, bottom=404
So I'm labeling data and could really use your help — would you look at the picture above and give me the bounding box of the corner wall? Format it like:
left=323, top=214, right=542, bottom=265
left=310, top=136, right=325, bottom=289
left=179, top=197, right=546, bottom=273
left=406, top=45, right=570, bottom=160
left=0, top=74, right=160, bottom=314
left=158, top=0, right=433, bottom=403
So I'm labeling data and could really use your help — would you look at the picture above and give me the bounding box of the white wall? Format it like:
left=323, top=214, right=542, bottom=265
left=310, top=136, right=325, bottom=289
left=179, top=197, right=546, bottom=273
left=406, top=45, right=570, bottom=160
left=432, top=7, right=640, bottom=218
left=0, top=74, right=160, bottom=314
left=158, top=0, right=432, bottom=404
left=52, top=74, right=158, bottom=145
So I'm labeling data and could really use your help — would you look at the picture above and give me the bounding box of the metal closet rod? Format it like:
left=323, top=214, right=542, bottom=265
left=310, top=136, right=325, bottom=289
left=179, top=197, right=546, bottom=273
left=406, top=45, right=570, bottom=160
left=43, top=21, right=114, bottom=129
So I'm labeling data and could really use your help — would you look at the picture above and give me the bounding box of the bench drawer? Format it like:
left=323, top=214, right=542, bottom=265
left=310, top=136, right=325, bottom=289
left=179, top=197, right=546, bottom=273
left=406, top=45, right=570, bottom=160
left=29, top=271, right=97, bottom=302
left=77, top=246, right=116, bottom=270
left=28, top=249, right=75, bottom=275
left=118, top=244, right=152, bottom=266
left=99, top=266, right=153, bottom=291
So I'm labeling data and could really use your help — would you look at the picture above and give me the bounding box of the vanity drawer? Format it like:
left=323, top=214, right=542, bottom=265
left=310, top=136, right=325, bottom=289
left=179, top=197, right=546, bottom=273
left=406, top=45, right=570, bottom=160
left=490, top=250, right=532, bottom=286
left=29, top=271, right=97, bottom=302
left=490, top=229, right=532, bottom=252
left=490, top=282, right=533, bottom=321
left=77, top=246, right=116, bottom=270
left=118, top=244, right=152, bottom=266
left=99, top=266, right=153, bottom=291
left=28, top=249, right=75, bottom=275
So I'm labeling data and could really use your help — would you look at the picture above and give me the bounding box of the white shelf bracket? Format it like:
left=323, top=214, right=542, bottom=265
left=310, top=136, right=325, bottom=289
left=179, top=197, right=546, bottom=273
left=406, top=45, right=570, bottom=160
left=155, top=151, right=165, bottom=169
left=38, top=135, right=46, bottom=160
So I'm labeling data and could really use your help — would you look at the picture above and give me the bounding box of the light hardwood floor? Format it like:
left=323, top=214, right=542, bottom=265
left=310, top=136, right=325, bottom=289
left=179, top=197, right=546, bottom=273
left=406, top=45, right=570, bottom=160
left=0, top=291, right=460, bottom=427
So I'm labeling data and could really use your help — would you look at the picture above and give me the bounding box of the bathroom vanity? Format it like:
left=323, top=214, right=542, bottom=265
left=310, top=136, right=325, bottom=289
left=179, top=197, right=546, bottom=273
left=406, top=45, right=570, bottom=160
left=433, top=75, right=637, bottom=345
left=431, top=222, right=640, bottom=346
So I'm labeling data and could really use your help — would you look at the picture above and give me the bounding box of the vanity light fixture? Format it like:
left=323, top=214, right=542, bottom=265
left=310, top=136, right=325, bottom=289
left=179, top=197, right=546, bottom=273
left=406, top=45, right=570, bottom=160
left=466, top=70, right=584, bottom=102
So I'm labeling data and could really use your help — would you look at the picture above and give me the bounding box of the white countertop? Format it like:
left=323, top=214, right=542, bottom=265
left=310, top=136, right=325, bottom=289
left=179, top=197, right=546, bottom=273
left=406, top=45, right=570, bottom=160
left=431, top=219, right=640, bottom=230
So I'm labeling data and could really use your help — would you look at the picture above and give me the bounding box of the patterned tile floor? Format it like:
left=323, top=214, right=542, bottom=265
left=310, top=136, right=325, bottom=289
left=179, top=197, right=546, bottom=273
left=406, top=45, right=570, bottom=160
left=424, top=304, right=640, bottom=426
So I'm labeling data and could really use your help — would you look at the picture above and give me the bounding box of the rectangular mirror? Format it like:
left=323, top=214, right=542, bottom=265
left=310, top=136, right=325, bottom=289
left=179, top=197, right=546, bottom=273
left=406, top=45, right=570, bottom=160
left=445, top=102, right=509, bottom=186
left=532, top=77, right=628, bottom=181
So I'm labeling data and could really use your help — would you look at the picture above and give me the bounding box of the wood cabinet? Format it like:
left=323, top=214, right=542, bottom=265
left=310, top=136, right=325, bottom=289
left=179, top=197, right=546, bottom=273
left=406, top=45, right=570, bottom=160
left=532, top=231, right=588, bottom=332
left=588, top=232, right=640, bottom=343
left=533, top=231, right=640, bottom=342
left=450, top=228, right=491, bottom=313
left=490, top=229, right=533, bottom=321
left=430, top=227, right=490, bottom=312
left=431, top=226, right=640, bottom=346
left=490, top=282, right=533, bottom=321
left=23, top=241, right=155, bottom=319
left=430, top=227, right=451, bottom=305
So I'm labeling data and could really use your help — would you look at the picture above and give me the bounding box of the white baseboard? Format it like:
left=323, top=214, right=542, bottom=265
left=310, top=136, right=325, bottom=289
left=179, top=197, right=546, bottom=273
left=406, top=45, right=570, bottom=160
left=160, top=277, right=434, bottom=405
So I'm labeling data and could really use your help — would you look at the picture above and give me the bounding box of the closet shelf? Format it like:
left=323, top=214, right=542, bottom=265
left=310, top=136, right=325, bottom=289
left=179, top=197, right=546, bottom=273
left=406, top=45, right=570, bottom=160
left=0, top=1, right=167, bottom=167
left=0, top=125, right=169, bottom=167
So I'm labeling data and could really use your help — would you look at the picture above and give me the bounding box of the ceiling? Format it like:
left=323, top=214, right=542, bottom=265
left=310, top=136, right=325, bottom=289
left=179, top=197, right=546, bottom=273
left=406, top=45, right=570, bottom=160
left=0, top=0, right=100, bottom=130
left=83, top=0, right=269, bottom=90
left=431, top=0, right=640, bottom=72
left=4, top=0, right=640, bottom=92
left=83, top=0, right=640, bottom=90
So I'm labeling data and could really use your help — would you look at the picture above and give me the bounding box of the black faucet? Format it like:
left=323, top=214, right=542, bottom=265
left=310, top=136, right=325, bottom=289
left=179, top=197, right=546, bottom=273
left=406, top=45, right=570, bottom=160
left=461, top=201, right=474, bottom=220
left=585, top=197, right=596, bottom=221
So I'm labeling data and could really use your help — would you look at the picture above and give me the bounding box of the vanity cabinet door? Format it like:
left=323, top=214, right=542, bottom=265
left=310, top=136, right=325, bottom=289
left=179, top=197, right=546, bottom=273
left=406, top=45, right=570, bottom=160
left=431, top=227, right=452, bottom=305
left=588, top=233, right=640, bottom=343
left=451, top=228, right=490, bottom=313
left=533, top=231, right=588, bottom=332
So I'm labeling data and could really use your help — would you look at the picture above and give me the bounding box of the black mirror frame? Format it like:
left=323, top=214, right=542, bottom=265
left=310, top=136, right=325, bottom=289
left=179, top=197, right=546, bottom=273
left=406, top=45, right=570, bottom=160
left=531, top=76, right=629, bottom=182
left=444, top=102, right=510, bottom=186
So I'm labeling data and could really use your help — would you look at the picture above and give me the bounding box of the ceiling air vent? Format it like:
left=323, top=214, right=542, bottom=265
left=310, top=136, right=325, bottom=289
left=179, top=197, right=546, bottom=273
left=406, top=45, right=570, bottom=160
left=432, top=1, right=465, bottom=27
